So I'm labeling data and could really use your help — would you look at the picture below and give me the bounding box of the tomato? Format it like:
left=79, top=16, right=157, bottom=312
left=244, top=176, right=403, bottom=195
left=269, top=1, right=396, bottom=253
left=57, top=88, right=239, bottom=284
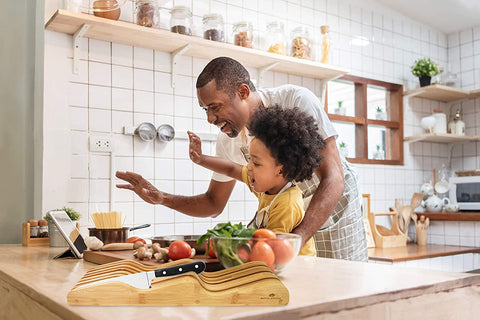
left=126, top=236, right=146, bottom=244
left=206, top=239, right=216, bottom=258
left=249, top=240, right=275, bottom=271
left=237, top=245, right=250, bottom=262
left=253, top=228, right=277, bottom=239
left=168, top=240, right=192, bottom=260
left=269, top=239, right=294, bottom=266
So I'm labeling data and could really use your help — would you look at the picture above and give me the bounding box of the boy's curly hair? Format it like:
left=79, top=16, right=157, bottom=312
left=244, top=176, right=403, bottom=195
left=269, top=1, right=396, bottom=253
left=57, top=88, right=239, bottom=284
left=248, top=105, right=326, bottom=182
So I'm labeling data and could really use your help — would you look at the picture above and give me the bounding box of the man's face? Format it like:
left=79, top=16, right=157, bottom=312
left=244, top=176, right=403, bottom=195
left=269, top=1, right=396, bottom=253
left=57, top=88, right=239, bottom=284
left=197, top=80, right=249, bottom=138
left=246, top=138, right=285, bottom=194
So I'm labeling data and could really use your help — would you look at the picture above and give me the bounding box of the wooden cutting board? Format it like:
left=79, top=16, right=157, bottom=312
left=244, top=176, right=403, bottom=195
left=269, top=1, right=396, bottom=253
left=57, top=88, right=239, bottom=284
left=83, top=250, right=223, bottom=272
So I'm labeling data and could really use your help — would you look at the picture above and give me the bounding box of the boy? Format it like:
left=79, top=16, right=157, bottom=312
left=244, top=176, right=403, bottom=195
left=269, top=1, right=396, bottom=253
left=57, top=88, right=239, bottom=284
left=188, top=105, right=326, bottom=256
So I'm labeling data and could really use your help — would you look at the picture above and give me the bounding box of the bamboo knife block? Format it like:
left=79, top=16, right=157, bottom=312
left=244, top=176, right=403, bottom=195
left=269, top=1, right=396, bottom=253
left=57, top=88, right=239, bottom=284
left=67, top=259, right=289, bottom=306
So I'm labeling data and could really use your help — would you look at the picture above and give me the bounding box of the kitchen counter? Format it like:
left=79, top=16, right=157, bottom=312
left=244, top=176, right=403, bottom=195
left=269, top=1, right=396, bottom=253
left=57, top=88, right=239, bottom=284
left=1, top=245, right=480, bottom=319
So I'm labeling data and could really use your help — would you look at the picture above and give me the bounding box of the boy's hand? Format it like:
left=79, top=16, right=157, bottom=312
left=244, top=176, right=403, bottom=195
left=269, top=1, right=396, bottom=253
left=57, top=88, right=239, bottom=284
left=188, top=131, right=203, bottom=164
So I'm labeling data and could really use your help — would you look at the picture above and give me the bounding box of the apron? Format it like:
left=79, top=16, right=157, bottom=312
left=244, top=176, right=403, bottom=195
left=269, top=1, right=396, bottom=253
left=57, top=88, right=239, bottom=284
left=247, top=182, right=293, bottom=229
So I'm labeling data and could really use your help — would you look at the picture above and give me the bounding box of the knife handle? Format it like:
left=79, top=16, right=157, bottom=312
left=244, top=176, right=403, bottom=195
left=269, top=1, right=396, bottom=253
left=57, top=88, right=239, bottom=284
left=154, top=261, right=206, bottom=278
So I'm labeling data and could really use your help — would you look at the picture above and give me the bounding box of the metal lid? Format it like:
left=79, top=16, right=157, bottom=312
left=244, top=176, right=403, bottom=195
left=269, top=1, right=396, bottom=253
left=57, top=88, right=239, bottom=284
left=202, top=13, right=224, bottom=23
left=170, top=5, right=192, bottom=16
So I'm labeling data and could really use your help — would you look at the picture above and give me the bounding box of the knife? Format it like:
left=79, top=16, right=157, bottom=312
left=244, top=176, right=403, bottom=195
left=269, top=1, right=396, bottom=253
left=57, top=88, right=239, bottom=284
left=77, top=261, right=206, bottom=290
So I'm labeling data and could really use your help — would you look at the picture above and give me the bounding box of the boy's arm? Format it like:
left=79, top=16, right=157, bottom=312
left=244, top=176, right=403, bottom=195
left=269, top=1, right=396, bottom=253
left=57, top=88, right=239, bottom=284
left=188, top=131, right=243, bottom=181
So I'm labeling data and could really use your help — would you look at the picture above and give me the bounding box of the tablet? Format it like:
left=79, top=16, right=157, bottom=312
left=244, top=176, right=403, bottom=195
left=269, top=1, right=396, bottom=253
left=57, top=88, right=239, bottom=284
left=47, top=210, right=87, bottom=259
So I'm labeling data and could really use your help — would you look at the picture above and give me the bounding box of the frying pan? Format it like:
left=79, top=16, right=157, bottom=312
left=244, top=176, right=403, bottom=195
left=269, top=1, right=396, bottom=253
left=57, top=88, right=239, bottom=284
left=88, top=224, right=150, bottom=244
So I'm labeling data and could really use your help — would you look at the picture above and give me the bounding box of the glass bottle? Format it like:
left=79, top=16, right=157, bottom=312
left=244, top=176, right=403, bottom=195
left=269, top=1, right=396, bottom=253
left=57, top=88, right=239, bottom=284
left=203, top=13, right=225, bottom=42
left=135, top=0, right=160, bottom=28
left=454, top=109, right=465, bottom=136
left=28, top=220, right=39, bottom=238
left=291, top=26, right=311, bottom=60
left=320, top=25, right=331, bottom=64
left=232, top=21, right=253, bottom=48
left=38, top=219, right=49, bottom=238
left=266, top=21, right=287, bottom=55
left=170, top=6, right=192, bottom=35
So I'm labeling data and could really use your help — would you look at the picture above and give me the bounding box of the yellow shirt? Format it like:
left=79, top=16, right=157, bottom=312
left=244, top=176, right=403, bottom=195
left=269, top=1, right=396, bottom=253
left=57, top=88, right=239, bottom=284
left=241, top=167, right=316, bottom=256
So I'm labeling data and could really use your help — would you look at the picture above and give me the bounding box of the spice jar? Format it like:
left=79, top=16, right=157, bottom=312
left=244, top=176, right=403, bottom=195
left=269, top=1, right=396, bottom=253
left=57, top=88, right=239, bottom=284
left=320, top=25, right=331, bottom=64
left=232, top=21, right=253, bottom=48
left=170, top=6, right=192, bottom=35
left=291, top=26, right=311, bottom=60
left=135, top=0, right=160, bottom=28
left=203, top=14, right=225, bottom=42
left=266, top=22, right=287, bottom=55
left=28, top=220, right=39, bottom=238
left=38, top=220, right=49, bottom=238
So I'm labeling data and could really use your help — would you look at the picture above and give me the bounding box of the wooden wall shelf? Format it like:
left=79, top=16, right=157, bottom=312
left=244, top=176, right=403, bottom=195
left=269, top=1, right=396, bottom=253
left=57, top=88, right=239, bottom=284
left=45, top=10, right=348, bottom=81
left=369, top=243, right=480, bottom=263
left=404, top=84, right=470, bottom=102
left=404, top=133, right=480, bottom=143
left=420, top=212, right=480, bottom=221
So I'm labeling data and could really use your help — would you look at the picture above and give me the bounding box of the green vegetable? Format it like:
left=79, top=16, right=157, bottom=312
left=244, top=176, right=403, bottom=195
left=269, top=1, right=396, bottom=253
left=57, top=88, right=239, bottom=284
left=197, top=222, right=256, bottom=267
left=44, top=207, right=81, bottom=222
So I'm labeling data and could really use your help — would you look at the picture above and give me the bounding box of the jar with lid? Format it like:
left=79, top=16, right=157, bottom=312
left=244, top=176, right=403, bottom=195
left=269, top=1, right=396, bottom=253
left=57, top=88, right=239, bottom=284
left=203, top=13, right=225, bottom=42
left=266, top=21, right=287, bottom=55
left=432, top=109, right=447, bottom=134
left=28, top=220, right=39, bottom=238
left=38, top=219, right=49, bottom=238
left=291, top=26, right=312, bottom=60
left=320, top=25, right=331, bottom=64
left=232, top=21, right=253, bottom=48
left=135, top=0, right=160, bottom=28
left=170, top=6, right=192, bottom=35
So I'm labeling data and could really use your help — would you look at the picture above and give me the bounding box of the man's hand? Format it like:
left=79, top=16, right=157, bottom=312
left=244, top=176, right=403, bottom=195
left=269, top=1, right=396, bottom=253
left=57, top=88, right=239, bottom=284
left=188, top=131, right=203, bottom=164
left=116, top=171, right=163, bottom=204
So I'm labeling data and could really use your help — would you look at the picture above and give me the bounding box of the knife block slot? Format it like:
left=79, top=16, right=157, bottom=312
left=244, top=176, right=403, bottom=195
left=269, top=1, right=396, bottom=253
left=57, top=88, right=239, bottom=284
left=68, top=259, right=289, bottom=306
left=22, top=223, right=50, bottom=247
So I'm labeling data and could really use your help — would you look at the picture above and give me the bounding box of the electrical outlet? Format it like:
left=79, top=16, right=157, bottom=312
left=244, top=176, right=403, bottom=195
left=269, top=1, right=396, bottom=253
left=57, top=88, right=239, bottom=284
left=89, top=136, right=112, bottom=152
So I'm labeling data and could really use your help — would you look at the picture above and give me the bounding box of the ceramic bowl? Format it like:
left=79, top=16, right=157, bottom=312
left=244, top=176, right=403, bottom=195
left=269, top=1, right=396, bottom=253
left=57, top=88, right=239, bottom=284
left=445, top=204, right=459, bottom=212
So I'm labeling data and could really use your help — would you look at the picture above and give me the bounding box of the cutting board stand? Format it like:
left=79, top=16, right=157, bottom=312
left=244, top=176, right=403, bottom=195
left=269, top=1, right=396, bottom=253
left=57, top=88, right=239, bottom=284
left=68, top=259, right=289, bottom=306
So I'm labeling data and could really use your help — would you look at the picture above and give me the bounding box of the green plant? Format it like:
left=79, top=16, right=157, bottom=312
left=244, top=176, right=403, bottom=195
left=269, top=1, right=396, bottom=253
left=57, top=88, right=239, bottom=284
left=411, top=57, right=439, bottom=77
left=376, top=144, right=381, bottom=151
left=339, top=141, right=347, bottom=148
left=376, top=106, right=383, bottom=113
left=337, top=101, right=343, bottom=108
left=44, top=207, right=81, bottom=222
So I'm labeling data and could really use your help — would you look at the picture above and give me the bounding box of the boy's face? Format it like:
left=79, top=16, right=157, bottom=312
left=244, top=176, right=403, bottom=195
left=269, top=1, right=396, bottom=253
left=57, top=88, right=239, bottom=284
left=246, top=138, right=286, bottom=194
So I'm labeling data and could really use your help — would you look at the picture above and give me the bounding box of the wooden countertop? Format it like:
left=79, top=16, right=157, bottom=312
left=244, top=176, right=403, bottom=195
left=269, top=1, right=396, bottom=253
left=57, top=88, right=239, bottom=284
left=369, top=244, right=480, bottom=262
left=1, top=245, right=480, bottom=319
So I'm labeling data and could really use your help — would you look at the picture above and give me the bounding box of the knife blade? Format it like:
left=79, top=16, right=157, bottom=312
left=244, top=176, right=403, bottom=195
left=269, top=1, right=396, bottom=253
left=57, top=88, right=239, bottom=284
left=77, top=261, right=206, bottom=290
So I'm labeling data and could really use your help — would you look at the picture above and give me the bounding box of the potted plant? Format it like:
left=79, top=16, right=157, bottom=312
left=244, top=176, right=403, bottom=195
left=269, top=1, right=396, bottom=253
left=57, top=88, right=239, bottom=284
left=373, top=144, right=385, bottom=160
left=338, top=141, right=348, bottom=158
left=375, top=106, right=387, bottom=120
left=44, top=207, right=81, bottom=247
left=411, top=57, right=439, bottom=87
left=334, top=100, right=346, bottom=115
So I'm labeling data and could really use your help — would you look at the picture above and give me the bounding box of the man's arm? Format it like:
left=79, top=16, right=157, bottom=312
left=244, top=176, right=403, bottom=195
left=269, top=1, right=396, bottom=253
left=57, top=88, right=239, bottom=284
left=292, top=137, right=344, bottom=246
left=116, top=171, right=236, bottom=218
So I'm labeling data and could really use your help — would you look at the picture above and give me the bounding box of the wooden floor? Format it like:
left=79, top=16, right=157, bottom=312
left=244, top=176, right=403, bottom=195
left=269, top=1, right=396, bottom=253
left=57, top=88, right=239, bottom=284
left=368, top=244, right=480, bottom=263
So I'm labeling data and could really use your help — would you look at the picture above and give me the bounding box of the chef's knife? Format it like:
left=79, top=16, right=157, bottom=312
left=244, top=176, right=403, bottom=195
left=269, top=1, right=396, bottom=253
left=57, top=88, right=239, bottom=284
left=77, top=261, right=206, bottom=290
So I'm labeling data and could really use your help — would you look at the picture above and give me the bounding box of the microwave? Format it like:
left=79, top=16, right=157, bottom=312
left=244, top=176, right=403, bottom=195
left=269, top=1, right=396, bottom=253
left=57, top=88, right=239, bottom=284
left=449, top=176, right=480, bottom=210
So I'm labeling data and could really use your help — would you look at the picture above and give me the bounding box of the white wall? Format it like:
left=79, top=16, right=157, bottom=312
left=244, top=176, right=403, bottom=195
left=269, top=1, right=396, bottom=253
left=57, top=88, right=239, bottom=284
left=41, top=0, right=480, bottom=253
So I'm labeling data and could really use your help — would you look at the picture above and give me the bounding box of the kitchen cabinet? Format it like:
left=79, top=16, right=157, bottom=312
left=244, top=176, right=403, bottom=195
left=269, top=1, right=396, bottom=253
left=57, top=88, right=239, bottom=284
left=2, top=245, right=480, bottom=319
left=404, top=84, right=480, bottom=144
left=45, top=10, right=348, bottom=88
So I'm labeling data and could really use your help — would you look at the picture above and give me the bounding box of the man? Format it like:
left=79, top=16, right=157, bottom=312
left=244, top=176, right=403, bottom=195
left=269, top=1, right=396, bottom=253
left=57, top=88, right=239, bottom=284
left=117, top=57, right=368, bottom=261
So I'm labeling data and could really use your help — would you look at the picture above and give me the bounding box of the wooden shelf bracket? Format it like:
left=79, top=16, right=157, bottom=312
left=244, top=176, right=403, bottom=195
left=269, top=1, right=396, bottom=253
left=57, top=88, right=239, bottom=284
left=72, top=24, right=89, bottom=74
left=170, top=43, right=191, bottom=88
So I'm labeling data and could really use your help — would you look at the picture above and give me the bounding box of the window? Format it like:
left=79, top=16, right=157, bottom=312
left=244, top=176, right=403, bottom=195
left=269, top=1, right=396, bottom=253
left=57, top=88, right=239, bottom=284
left=326, top=75, right=403, bottom=165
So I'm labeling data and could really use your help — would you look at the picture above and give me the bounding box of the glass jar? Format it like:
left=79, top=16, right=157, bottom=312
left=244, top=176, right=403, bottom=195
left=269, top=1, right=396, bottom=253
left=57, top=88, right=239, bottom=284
left=203, top=13, right=225, bottom=42
left=135, top=0, right=160, bottom=28
left=320, top=25, right=331, bottom=64
left=232, top=21, right=253, bottom=48
left=170, top=6, right=192, bottom=35
left=38, top=219, right=49, bottom=238
left=291, top=26, right=311, bottom=60
left=28, top=220, right=39, bottom=238
left=266, top=22, right=287, bottom=55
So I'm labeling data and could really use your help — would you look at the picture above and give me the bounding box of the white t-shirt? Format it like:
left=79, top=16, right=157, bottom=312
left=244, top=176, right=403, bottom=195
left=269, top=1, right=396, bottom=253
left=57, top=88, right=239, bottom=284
left=212, top=84, right=338, bottom=182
